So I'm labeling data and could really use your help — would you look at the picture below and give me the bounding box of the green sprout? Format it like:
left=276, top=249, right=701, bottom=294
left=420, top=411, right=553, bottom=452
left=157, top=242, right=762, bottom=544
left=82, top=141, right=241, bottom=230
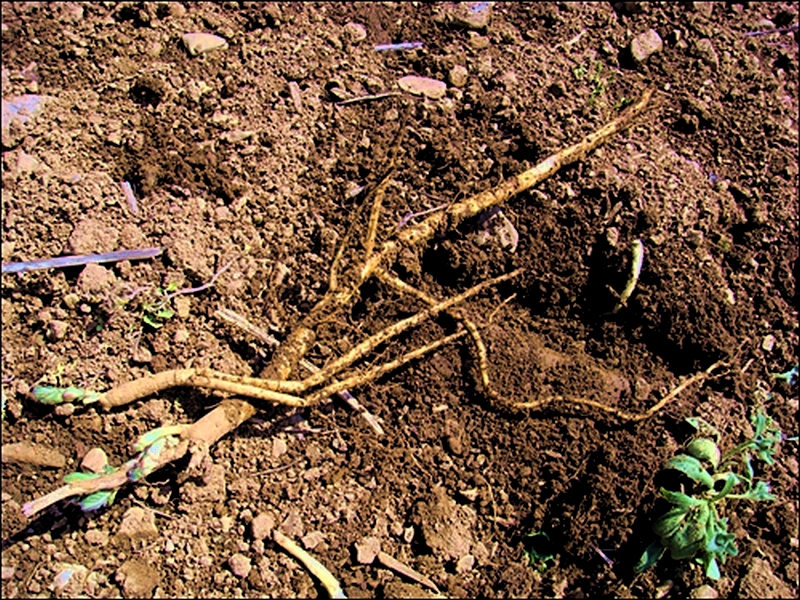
left=772, top=365, right=798, bottom=386
left=31, top=385, right=102, bottom=405
left=523, top=531, right=557, bottom=573
left=141, top=282, right=179, bottom=329
left=636, top=407, right=783, bottom=580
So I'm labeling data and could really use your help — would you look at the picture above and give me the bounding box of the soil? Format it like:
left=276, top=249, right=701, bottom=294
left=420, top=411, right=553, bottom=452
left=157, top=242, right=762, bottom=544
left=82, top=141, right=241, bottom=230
left=1, top=2, right=798, bottom=599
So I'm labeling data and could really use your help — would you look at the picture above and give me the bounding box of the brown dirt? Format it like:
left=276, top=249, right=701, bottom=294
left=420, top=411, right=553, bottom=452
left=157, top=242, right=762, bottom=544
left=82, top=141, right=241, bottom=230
left=1, top=2, right=798, bottom=598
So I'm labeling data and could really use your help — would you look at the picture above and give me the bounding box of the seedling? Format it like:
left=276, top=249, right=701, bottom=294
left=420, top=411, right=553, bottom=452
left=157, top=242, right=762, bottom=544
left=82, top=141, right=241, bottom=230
left=141, top=282, right=178, bottom=329
left=523, top=531, right=557, bottom=573
left=636, top=407, right=783, bottom=580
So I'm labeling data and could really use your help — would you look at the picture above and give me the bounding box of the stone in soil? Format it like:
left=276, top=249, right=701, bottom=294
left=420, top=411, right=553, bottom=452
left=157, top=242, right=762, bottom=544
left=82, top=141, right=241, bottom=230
left=630, top=29, right=663, bottom=64
left=228, top=553, right=252, bottom=579
left=355, top=535, right=381, bottom=564
left=115, top=506, right=158, bottom=546
left=115, top=559, right=161, bottom=599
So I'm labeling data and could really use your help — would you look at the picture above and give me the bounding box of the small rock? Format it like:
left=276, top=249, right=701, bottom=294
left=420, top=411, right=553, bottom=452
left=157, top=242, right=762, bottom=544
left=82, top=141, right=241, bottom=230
left=173, top=296, right=191, bottom=319
left=272, top=437, right=287, bottom=458
left=343, top=22, right=367, bottom=43
left=301, top=531, right=326, bottom=550
left=169, top=3, right=186, bottom=18
left=690, top=584, right=719, bottom=599
left=78, top=263, right=117, bottom=296
left=53, top=563, right=89, bottom=596
left=456, top=554, right=475, bottom=574
left=398, top=75, right=447, bottom=100
left=132, top=345, right=153, bottom=364
left=739, top=557, right=795, bottom=599
left=689, top=2, right=714, bottom=17
left=468, top=33, right=490, bottom=50
left=448, top=65, right=469, bottom=87
left=752, top=18, right=775, bottom=31
left=453, top=2, right=492, bottom=29
left=355, top=536, right=381, bottom=564
left=173, top=328, right=190, bottom=343
left=228, top=553, right=252, bottom=578
left=15, top=151, right=43, bottom=174
left=81, top=448, right=109, bottom=473
left=67, top=218, right=119, bottom=255
left=458, top=488, right=479, bottom=502
left=1, top=566, right=15, bottom=580
left=630, top=29, right=663, bottom=64
left=54, top=403, right=76, bottom=417
left=85, top=529, right=109, bottom=546
left=115, top=507, right=159, bottom=546
left=694, top=38, right=719, bottom=71
left=182, top=32, right=228, bottom=56
left=116, top=559, right=160, bottom=598
left=251, top=512, right=276, bottom=541
left=46, top=319, right=68, bottom=341
left=761, top=334, right=776, bottom=352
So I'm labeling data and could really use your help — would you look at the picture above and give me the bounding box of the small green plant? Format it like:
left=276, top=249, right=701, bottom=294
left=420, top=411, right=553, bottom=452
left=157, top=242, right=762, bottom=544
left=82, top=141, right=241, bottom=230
left=141, top=282, right=178, bottom=329
left=573, top=60, right=609, bottom=107
left=636, top=408, right=783, bottom=580
left=523, top=531, right=557, bottom=573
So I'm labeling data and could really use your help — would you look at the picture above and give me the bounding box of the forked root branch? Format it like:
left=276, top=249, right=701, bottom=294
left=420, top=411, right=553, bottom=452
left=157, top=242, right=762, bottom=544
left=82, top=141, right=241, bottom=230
left=24, top=88, right=659, bottom=519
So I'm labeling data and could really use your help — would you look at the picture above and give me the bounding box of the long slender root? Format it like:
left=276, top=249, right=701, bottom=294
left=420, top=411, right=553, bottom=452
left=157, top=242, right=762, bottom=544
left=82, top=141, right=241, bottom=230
left=23, top=89, right=658, bottom=521
left=512, top=359, right=727, bottom=421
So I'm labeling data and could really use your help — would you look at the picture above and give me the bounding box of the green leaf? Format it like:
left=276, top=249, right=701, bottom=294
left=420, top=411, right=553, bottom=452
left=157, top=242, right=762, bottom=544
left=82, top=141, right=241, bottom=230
left=64, top=471, right=101, bottom=484
left=653, top=506, right=689, bottom=539
left=142, top=313, right=164, bottom=329
left=155, top=308, right=174, bottom=319
left=660, top=488, right=704, bottom=508
left=667, top=504, right=711, bottom=559
left=685, top=416, right=720, bottom=440
left=133, top=424, right=188, bottom=453
left=31, top=386, right=75, bottom=405
left=80, top=489, right=116, bottom=512
left=669, top=537, right=704, bottom=560
left=635, top=541, right=664, bottom=573
left=666, top=455, right=715, bottom=488
left=687, top=438, right=721, bottom=468
left=705, top=556, right=721, bottom=580
left=743, top=481, right=775, bottom=502
left=710, top=472, right=740, bottom=502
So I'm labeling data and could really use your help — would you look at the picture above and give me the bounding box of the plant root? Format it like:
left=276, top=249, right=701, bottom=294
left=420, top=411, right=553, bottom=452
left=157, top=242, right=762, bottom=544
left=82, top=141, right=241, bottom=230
left=512, top=359, right=727, bottom=421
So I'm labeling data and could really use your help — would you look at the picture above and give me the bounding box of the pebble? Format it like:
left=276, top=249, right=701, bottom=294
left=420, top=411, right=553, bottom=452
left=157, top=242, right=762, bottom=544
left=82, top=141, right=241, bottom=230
left=228, top=553, right=252, bottom=578
left=46, top=319, right=68, bottom=341
left=630, top=29, right=663, bottom=64
left=54, top=403, right=76, bottom=417
left=301, top=531, right=326, bottom=550
left=272, top=437, right=287, bottom=458
left=468, top=32, right=491, bottom=49
left=251, top=512, right=276, bottom=541
left=690, top=584, right=719, bottom=599
left=761, top=334, right=776, bottom=352
left=85, top=529, right=109, bottom=546
left=343, top=22, right=367, bottom=43
left=694, top=38, right=719, bottom=71
left=53, top=563, right=89, bottom=596
left=689, top=2, right=714, bottom=17
left=355, top=536, right=381, bottom=564
left=453, top=2, right=492, bottom=29
left=115, top=507, right=159, bottom=546
left=116, top=559, right=160, bottom=598
left=1, top=566, right=15, bottom=580
left=448, top=65, right=469, bottom=87
left=456, top=554, right=475, bottom=573
left=398, top=75, right=447, bottom=100
left=182, top=32, right=228, bottom=56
